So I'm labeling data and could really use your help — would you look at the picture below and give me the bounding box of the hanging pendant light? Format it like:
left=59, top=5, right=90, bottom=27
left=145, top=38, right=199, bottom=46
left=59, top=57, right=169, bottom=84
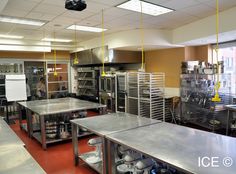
left=74, top=23, right=79, bottom=65
left=101, top=9, right=106, bottom=77
left=212, top=0, right=221, bottom=102
left=53, top=31, right=58, bottom=77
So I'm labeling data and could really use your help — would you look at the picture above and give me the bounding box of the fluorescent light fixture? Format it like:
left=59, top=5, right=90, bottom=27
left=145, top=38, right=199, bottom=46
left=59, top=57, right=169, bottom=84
left=0, top=15, right=46, bottom=26
left=67, top=25, right=107, bottom=33
left=0, top=34, right=24, bottom=39
left=117, top=0, right=173, bottom=16
left=42, top=38, right=72, bottom=43
left=0, top=45, right=51, bottom=52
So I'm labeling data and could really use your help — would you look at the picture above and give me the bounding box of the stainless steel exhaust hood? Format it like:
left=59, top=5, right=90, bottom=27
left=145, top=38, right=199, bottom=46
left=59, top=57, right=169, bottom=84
left=71, top=46, right=142, bottom=66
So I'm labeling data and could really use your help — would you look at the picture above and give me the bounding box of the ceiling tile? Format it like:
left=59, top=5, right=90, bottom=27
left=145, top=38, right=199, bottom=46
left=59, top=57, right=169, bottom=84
left=0, top=0, right=235, bottom=49
left=144, top=16, right=169, bottom=26
left=33, top=3, right=66, bottom=15
left=3, top=0, right=38, bottom=12
left=144, top=0, right=172, bottom=5
left=163, top=10, right=198, bottom=23
left=63, top=10, right=95, bottom=20
left=203, top=0, right=236, bottom=11
left=121, top=12, right=153, bottom=23
left=103, top=7, right=132, bottom=18
left=1, top=8, right=29, bottom=17
left=162, top=0, right=201, bottom=10
left=104, top=18, right=133, bottom=29
left=53, top=16, right=80, bottom=24
left=180, top=4, right=215, bottom=18
left=26, top=12, right=57, bottom=21
left=41, top=0, right=65, bottom=7
left=76, top=18, right=101, bottom=27
left=89, top=0, right=126, bottom=7
left=84, top=1, right=110, bottom=13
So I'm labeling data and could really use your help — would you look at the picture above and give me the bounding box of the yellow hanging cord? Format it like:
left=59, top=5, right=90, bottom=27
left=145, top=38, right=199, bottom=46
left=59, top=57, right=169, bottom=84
left=53, top=31, right=58, bottom=76
left=74, top=24, right=79, bottom=65
left=140, top=0, right=144, bottom=71
left=212, top=0, right=221, bottom=102
left=43, top=30, right=47, bottom=75
left=101, top=9, right=106, bottom=77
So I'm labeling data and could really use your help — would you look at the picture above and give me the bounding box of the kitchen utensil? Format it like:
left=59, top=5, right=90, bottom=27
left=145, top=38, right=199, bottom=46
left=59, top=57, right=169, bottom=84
left=209, top=119, right=221, bottom=126
left=46, top=133, right=57, bottom=139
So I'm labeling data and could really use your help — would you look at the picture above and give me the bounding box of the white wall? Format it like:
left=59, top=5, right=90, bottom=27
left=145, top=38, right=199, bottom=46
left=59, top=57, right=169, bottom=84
left=173, top=6, right=236, bottom=44
left=78, top=29, right=179, bottom=50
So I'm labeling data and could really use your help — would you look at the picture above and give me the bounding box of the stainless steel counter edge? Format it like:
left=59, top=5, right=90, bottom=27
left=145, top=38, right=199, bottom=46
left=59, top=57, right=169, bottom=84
left=28, top=104, right=106, bottom=116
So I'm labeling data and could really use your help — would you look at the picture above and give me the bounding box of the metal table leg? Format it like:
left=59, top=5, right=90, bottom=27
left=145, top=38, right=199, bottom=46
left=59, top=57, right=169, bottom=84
left=72, top=123, right=79, bottom=166
left=226, top=109, right=230, bottom=135
left=102, top=137, right=109, bottom=174
left=107, top=139, right=116, bottom=174
left=26, top=109, right=32, bottom=137
left=100, top=107, right=107, bottom=115
left=40, top=115, right=47, bottom=150
left=18, top=105, right=23, bottom=130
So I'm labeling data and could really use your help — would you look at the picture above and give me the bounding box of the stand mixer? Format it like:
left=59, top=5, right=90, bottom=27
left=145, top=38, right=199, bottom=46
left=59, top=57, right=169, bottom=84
left=85, top=137, right=102, bottom=164
left=134, top=158, right=155, bottom=174
left=117, top=150, right=141, bottom=174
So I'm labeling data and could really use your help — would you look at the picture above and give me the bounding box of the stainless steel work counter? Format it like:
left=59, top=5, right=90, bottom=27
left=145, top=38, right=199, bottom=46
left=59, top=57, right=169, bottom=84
left=106, top=122, right=236, bottom=174
left=225, top=105, right=236, bottom=135
left=71, top=112, right=161, bottom=137
left=18, top=97, right=106, bottom=149
left=0, top=118, right=25, bottom=148
left=71, top=113, right=161, bottom=174
left=0, top=117, right=46, bottom=174
left=18, top=97, right=105, bottom=116
left=0, top=146, right=46, bottom=174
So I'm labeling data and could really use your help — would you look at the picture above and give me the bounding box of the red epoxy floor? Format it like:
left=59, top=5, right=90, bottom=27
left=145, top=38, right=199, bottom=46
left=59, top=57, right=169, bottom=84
left=10, top=121, right=97, bottom=174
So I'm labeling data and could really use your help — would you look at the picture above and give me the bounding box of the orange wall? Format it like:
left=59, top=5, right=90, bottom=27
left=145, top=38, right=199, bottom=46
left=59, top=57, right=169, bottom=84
left=0, top=51, right=70, bottom=60
left=145, top=45, right=211, bottom=88
left=185, top=45, right=211, bottom=61
left=145, top=47, right=185, bottom=87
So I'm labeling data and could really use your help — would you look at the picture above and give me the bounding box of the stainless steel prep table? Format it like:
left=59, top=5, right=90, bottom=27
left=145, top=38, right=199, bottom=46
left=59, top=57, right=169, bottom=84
left=106, top=122, right=236, bottom=174
left=0, top=117, right=25, bottom=148
left=225, top=105, right=236, bottom=135
left=71, top=112, right=161, bottom=174
left=18, top=97, right=106, bottom=149
left=0, top=117, right=46, bottom=174
left=0, top=146, right=46, bottom=174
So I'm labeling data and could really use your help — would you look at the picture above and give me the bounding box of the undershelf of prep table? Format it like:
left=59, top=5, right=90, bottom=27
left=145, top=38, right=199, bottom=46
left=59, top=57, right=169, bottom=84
left=78, top=151, right=103, bottom=174
left=21, top=123, right=40, bottom=132
left=32, top=131, right=93, bottom=145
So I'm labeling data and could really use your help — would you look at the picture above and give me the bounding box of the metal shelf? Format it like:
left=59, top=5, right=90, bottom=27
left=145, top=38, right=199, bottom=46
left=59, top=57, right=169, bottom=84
left=48, top=81, right=68, bottom=84
left=79, top=152, right=103, bottom=174
left=33, top=131, right=93, bottom=144
left=180, top=73, right=232, bottom=132
left=48, top=90, right=68, bottom=93
left=78, top=78, right=94, bottom=81
left=21, top=123, right=41, bottom=132
left=48, top=72, right=68, bottom=74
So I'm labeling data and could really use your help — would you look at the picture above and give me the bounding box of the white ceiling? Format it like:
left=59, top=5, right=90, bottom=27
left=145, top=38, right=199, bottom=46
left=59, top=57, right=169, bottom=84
left=0, top=0, right=236, bottom=49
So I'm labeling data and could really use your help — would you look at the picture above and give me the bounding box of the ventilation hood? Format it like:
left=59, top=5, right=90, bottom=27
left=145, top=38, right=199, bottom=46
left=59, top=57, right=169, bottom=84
left=71, top=46, right=142, bottom=66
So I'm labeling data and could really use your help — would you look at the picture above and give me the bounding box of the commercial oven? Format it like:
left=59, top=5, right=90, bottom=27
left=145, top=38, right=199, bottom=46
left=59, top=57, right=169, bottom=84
left=99, top=74, right=116, bottom=112
left=115, top=72, right=127, bottom=113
